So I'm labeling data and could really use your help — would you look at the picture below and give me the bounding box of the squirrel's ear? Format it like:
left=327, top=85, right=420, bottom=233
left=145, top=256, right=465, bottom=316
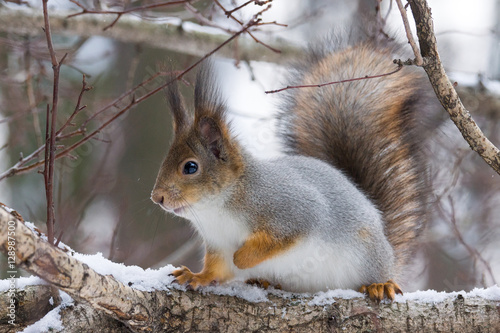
left=194, top=60, right=228, bottom=160
left=198, top=117, right=223, bottom=159
left=166, top=78, right=190, bottom=134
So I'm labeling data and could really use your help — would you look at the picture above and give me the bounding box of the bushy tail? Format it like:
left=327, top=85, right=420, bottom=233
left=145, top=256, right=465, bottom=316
left=277, top=35, right=430, bottom=273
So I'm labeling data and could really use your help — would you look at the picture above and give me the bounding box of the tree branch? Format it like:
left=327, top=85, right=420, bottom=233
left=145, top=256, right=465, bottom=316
left=1, top=205, right=500, bottom=332
left=407, top=0, right=500, bottom=174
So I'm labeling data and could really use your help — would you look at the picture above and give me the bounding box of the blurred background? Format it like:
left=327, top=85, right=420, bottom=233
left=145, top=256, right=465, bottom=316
left=0, top=0, right=499, bottom=293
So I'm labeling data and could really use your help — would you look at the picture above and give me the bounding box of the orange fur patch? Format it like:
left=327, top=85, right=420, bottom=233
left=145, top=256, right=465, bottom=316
left=233, top=230, right=298, bottom=269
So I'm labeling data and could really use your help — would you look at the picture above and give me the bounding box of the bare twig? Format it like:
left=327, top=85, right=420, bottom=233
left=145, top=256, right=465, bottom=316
left=224, top=0, right=272, bottom=17
left=56, top=75, right=92, bottom=137
left=213, top=0, right=285, bottom=54
left=395, top=0, right=423, bottom=66
left=408, top=0, right=500, bottom=174
left=68, top=0, right=190, bottom=31
left=265, top=61, right=403, bottom=94
left=184, top=2, right=235, bottom=31
left=42, top=0, right=68, bottom=244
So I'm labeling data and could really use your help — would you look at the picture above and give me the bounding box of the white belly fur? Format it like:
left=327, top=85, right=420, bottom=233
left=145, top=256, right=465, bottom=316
left=182, top=197, right=366, bottom=293
left=230, top=237, right=366, bottom=293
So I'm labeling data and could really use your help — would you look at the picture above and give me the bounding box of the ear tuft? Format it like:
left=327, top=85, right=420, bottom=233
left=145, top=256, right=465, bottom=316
left=165, top=76, right=190, bottom=133
left=194, top=60, right=226, bottom=119
left=199, top=117, right=222, bottom=159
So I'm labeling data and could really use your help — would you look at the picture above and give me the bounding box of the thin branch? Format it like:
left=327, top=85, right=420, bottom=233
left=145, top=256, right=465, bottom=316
left=265, top=62, right=403, bottom=94
left=213, top=0, right=285, bottom=54
left=184, top=2, right=235, bottom=32
left=56, top=75, right=92, bottom=137
left=395, top=0, right=423, bottom=66
left=224, top=0, right=269, bottom=17
left=68, top=0, right=190, bottom=31
left=42, top=0, right=67, bottom=245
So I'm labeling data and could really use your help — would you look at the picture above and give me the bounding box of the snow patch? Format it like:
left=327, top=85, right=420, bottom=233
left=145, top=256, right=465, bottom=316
left=396, top=289, right=457, bottom=303
left=309, top=289, right=363, bottom=306
left=396, top=285, right=500, bottom=303
left=19, top=291, right=73, bottom=333
left=201, top=281, right=270, bottom=303
left=2, top=205, right=14, bottom=214
left=19, top=308, right=63, bottom=333
left=0, top=276, right=46, bottom=292
left=467, top=285, right=500, bottom=301
left=73, top=252, right=176, bottom=291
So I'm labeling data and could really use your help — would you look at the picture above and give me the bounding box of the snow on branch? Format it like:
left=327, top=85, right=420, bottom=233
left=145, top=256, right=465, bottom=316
left=1, top=205, right=500, bottom=332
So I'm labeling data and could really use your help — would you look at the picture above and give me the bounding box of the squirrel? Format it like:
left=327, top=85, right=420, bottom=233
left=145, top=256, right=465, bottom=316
left=151, top=31, right=430, bottom=302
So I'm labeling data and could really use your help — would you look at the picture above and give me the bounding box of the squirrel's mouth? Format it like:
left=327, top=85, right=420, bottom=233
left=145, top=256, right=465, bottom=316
left=155, top=201, right=187, bottom=216
left=173, top=206, right=185, bottom=215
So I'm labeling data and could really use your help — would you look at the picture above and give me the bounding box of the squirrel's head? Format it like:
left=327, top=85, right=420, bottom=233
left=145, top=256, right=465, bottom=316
left=151, top=62, right=244, bottom=215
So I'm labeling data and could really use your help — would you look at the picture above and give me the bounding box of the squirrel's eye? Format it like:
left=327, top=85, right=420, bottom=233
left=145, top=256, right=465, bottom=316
left=183, top=161, right=198, bottom=175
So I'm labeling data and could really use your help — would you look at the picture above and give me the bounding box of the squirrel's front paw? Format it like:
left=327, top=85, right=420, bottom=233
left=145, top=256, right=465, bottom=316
left=171, top=266, right=216, bottom=289
left=359, top=279, right=403, bottom=303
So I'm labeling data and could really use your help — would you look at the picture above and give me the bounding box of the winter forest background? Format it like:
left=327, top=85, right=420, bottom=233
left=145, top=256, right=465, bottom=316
left=0, top=0, right=499, bottom=294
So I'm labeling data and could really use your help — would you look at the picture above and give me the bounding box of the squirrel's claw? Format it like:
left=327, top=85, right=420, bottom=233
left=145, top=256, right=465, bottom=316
left=172, top=266, right=194, bottom=285
left=171, top=266, right=218, bottom=289
left=360, top=279, right=402, bottom=303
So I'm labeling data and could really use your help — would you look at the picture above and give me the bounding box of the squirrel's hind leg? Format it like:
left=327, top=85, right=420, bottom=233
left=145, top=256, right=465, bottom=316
left=359, top=280, right=403, bottom=303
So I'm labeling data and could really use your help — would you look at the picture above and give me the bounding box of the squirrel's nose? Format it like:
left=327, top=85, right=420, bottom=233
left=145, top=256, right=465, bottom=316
left=151, top=191, right=164, bottom=205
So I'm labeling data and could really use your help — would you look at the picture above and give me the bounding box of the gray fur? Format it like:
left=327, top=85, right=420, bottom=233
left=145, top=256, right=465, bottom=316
left=228, top=153, right=395, bottom=286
